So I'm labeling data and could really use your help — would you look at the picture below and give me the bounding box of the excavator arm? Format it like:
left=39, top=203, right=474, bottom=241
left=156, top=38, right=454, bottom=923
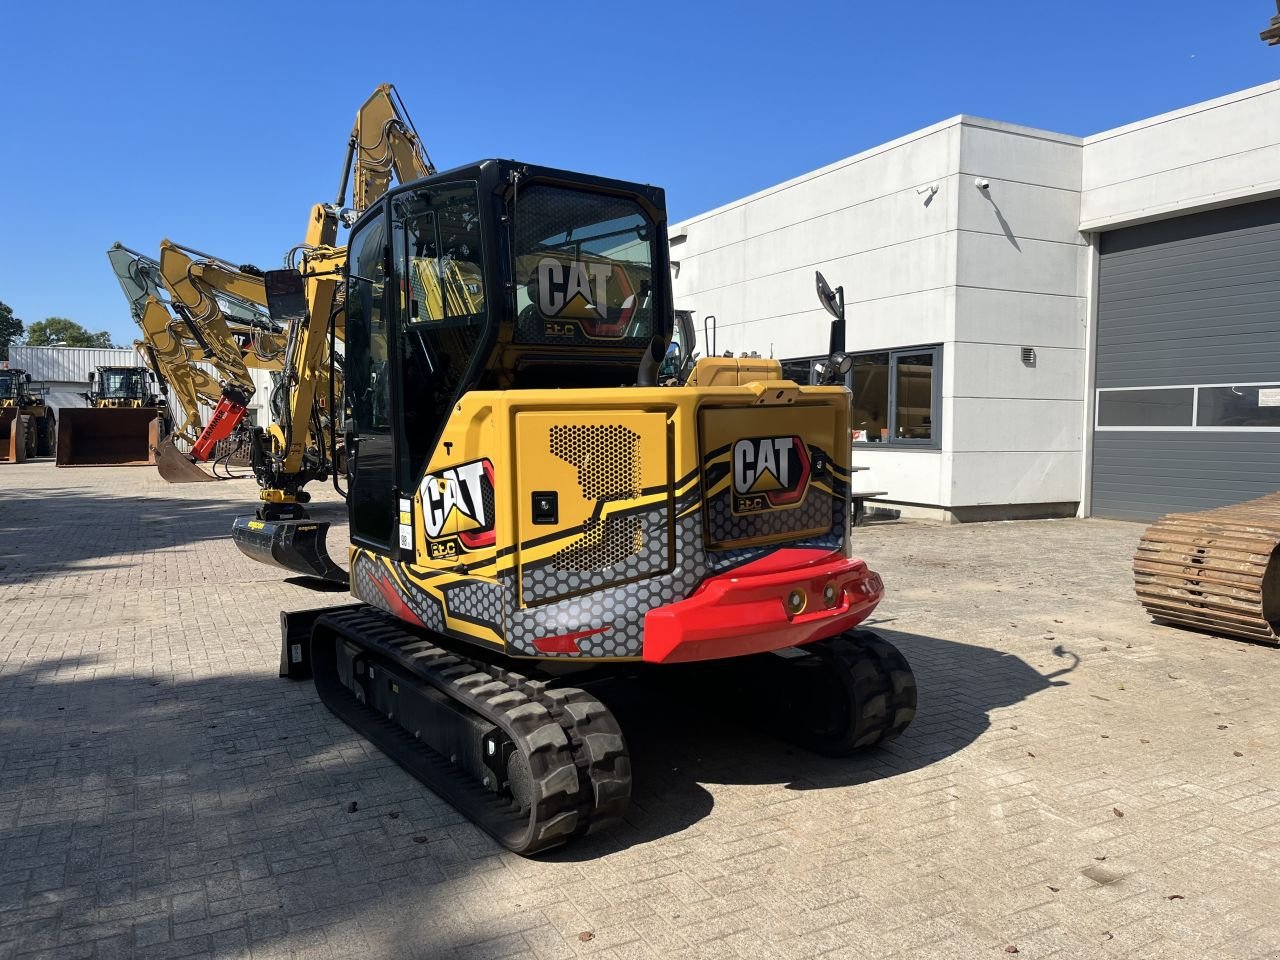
left=249, top=85, right=431, bottom=520
left=109, top=243, right=220, bottom=443
left=155, top=241, right=296, bottom=461
left=342, top=83, right=434, bottom=213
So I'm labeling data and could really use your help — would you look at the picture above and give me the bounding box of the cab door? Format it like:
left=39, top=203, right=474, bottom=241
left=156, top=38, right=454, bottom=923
left=345, top=207, right=399, bottom=551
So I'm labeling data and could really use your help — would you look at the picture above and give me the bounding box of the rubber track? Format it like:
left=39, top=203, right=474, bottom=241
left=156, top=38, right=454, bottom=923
left=782, top=630, right=918, bottom=757
left=825, top=630, right=918, bottom=749
left=311, top=607, right=584, bottom=855
left=487, top=669, right=631, bottom=837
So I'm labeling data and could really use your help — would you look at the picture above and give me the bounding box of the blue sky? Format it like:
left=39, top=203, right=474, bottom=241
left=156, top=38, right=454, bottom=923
left=0, top=0, right=1276, bottom=345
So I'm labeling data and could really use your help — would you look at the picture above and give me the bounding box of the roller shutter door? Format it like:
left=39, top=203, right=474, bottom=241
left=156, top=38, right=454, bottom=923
left=1091, top=198, right=1280, bottom=520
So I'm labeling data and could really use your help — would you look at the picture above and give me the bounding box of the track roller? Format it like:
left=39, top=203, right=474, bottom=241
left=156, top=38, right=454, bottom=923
left=311, top=606, right=630, bottom=855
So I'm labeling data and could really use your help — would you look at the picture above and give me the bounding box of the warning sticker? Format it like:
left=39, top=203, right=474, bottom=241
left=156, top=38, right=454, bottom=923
left=1258, top=388, right=1280, bottom=407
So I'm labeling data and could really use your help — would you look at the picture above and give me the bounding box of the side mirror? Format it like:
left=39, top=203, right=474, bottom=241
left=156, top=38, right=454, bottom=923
left=815, top=271, right=843, bottom=322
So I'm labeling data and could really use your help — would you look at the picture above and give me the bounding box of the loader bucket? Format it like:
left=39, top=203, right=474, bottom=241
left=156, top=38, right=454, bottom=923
left=152, top=435, right=217, bottom=483
left=56, top=408, right=161, bottom=467
left=0, top=410, right=28, bottom=463
left=231, top=515, right=349, bottom=584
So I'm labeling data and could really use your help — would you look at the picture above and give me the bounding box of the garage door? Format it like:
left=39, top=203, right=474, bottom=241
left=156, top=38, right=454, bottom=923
left=1091, top=197, right=1280, bottom=521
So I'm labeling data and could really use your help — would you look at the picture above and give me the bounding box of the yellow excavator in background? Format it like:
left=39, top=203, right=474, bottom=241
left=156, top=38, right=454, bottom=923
left=150, top=240, right=289, bottom=480
left=101, top=86, right=419, bottom=484
left=56, top=365, right=167, bottom=467
left=109, top=241, right=346, bottom=483
left=223, top=86, right=917, bottom=856
left=232, top=83, right=432, bottom=529
left=109, top=242, right=229, bottom=450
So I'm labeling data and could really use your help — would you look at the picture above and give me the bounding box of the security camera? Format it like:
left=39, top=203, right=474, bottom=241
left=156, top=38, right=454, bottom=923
left=974, top=178, right=990, bottom=190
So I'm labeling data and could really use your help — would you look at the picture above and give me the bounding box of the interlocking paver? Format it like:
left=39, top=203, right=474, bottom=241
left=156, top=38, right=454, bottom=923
left=2, top=463, right=1280, bottom=958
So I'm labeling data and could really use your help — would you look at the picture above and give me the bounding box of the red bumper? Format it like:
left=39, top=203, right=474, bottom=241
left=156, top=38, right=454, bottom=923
left=642, top=548, right=883, bottom=664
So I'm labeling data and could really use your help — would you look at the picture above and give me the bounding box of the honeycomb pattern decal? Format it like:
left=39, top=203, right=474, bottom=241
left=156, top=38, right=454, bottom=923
left=549, top=424, right=640, bottom=501
left=440, top=578, right=504, bottom=630
left=552, top=515, right=644, bottom=572
left=355, top=451, right=851, bottom=661
left=706, top=465, right=844, bottom=546
left=524, top=510, right=669, bottom=601
left=509, top=504, right=704, bottom=658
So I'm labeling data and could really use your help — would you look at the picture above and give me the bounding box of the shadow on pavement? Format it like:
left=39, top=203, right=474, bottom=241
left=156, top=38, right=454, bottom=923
left=0, top=487, right=349, bottom=587
left=0, top=624, right=1078, bottom=953
left=548, top=626, right=1079, bottom=861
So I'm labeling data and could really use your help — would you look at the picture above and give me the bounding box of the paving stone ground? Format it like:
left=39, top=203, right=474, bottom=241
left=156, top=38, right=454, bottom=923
left=1, top=461, right=1278, bottom=960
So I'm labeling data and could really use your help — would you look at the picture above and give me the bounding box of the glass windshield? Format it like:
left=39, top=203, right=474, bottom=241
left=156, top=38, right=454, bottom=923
left=0, top=372, right=18, bottom=399
left=99, top=368, right=145, bottom=399
left=392, top=182, right=488, bottom=480
left=512, top=184, right=655, bottom=346
left=397, top=184, right=486, bottom=328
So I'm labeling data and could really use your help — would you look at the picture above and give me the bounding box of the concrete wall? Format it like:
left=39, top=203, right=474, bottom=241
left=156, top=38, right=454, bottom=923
left=670, top=119, right=962, bottom=510
left=668, top=81, right=1280, bottom=519
left=1081, top=80, right=1280, bottom=231
left=949, top=119, right=1086, bottom=511
left=670, top=116, right=1087, bottom=516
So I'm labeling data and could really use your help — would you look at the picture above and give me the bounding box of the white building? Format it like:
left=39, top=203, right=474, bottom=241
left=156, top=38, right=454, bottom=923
left=6, top=344, right=275, bottom=430
left=671, top=80, right=1280, bottom=522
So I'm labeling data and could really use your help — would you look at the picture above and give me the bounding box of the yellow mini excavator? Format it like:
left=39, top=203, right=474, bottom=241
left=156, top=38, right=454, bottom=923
left=229, top=133, right=918, bottom=853
left=56, top=365, right=167, bottom=467
left=0, top=369, right=56, bottom=462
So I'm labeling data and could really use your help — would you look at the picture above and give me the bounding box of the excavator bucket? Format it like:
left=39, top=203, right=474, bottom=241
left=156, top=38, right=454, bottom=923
left=56, top=408, right=162, bottom=467
left=152, top=435, right=218, bottom=483
left=231, top=516, right=349, bottom=584
left=0, top=410, right=29, bottom=463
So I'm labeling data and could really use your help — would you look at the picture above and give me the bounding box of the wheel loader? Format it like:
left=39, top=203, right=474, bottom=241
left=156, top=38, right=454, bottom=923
left=55, top=366, right=167, bottom=467
left=0, top=369, right=55, bottom=462
left=230, top=156, right=919, bottom=855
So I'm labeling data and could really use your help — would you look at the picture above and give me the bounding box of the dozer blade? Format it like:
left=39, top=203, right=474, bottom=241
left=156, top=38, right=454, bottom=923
left=152, top=435, right=217, bottom=483
left=56, top=407, right=161, bottom=467
left=232, top=515, right=349, bottom=584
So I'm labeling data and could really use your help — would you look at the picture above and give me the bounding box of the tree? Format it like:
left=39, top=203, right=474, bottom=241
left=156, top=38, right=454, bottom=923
left=24, top=318, right=115, bottom=349
left=0, top=301, right=22, bottom=361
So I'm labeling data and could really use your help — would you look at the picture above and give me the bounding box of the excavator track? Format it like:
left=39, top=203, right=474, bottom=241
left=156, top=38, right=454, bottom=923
left=1135, top=494, right=1280, bottom=645
left=311, top=606, right=630, bottom=855
left=728, top=629, right=918, bottom=756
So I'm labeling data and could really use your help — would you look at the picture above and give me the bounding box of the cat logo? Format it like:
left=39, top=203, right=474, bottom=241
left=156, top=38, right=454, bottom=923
left=537, top=258, right=611, bottom=319
left=418, top=459, right=496, bottom=549
left=533, top=256, right=635, bottom=338
left=731, top=436, right=810, bottom=514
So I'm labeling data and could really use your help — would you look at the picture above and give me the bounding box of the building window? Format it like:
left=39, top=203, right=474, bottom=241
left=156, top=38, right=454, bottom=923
left=1095, top=383, right=1280, bottom=431
left=852, top=346, right=941, bottom=447
left=779, top=356, right=822, bottom=384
